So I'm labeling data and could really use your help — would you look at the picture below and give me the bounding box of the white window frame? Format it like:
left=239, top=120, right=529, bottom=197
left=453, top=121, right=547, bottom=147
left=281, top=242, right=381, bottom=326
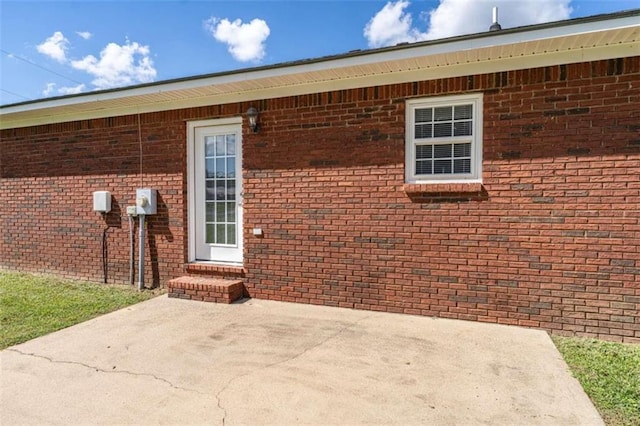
left=405, top=93, right=483, bottom=184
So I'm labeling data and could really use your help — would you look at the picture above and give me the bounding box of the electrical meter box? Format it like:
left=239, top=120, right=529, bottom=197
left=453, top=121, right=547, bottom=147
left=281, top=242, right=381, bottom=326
left=93, top=191, right=112, bottom=213
left=136, top=188, right=157, bottom=215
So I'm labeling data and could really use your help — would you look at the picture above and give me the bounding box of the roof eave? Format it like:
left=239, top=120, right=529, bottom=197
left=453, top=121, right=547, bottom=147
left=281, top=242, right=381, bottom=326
left=1, top=9, right=638, bottom=130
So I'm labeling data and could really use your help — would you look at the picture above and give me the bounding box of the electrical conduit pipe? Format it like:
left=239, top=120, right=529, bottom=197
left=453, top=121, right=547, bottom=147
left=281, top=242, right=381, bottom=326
left=138, top=214, right=145, bottom=291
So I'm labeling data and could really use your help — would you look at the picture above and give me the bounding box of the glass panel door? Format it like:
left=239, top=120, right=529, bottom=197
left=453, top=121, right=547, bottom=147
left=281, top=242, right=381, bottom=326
left=194, top=125, right=242, bottom=263
left=205, top=134, right=237, bottom=246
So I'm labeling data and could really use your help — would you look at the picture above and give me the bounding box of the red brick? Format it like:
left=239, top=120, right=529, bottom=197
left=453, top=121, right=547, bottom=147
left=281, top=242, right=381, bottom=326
left=1, top=58, right=638, bottom=342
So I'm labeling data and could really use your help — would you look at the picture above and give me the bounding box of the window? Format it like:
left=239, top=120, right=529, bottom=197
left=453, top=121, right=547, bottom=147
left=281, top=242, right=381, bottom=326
left=405, top=94, right=482, bottom=183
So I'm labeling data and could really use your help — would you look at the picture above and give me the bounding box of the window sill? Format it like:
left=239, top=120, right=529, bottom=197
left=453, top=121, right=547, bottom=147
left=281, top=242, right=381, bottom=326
left=403, top=182, right=486, bottom=203
left=404, top=182, right=483, bottom=194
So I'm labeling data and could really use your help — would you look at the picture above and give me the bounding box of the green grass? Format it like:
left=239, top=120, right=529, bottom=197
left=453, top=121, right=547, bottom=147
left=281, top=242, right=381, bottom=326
left=552, top=335, right=640, bottom=426
left=0, top=271, right=159, bottom=349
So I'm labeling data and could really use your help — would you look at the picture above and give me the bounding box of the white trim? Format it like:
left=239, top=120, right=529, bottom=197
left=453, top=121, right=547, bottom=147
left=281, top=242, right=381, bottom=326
left=405, top=94, right=483, bottom=184
left=1, top=13, right=638, bottom=129
left=3, top=14, right=637, bottom=113
left=187, top=117, right=243, bottom=264
left=4, top=43, right=635, bottom=130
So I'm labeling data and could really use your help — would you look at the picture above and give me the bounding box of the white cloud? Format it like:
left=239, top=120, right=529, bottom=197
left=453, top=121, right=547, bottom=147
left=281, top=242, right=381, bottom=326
left=37, top=31, right=69, bottom=62
left=205, top=17, right=270, bottom=62
left=364, top=1, right=420, bottom=48
left=35, top=32, right=156, bottom=93
left=42, top=82, right=86, bottom=96
left=58, top=84, right=86, bottom=95
left=70, top=40, right=157, bottom=89
left=43, top=82, right=56, bottom=96
left=76, top=31, right=93, bottom=40
left=424, top=0, right=572, bottom=40
left=364, top=0, right=572, bottom=48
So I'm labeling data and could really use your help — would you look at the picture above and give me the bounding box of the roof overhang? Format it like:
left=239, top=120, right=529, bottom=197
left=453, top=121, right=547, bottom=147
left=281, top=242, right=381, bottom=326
left=1, top=10, right=638, bottom=130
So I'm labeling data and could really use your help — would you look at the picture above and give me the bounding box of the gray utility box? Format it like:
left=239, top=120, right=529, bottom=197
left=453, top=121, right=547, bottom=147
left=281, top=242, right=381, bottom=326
left=93, top=191, right=112, bottom=213
left=135, top=188, right=157, bottom=215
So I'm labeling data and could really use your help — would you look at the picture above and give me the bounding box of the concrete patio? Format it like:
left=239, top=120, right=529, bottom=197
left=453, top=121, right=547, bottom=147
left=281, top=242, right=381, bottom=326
left=1, top=296, right=603, bottom=425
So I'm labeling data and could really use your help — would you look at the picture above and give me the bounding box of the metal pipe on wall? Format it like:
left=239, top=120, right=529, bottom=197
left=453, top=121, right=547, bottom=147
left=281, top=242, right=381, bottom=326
left=138, top=214, right=145, bottom=291
left=129, top=215, right=135, bottom=285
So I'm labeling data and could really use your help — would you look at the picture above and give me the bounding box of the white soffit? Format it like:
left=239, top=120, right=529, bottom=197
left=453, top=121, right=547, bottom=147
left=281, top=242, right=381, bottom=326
left=1, top=12, right=638, bottom=130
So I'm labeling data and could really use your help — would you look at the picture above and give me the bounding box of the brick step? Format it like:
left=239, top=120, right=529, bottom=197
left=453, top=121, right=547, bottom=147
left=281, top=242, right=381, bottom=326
left=167, top=276, right=244, bottom=304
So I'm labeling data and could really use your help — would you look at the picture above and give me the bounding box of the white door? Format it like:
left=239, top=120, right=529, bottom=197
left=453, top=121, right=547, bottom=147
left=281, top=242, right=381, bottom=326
left=193, top=123, right=243, bottom=264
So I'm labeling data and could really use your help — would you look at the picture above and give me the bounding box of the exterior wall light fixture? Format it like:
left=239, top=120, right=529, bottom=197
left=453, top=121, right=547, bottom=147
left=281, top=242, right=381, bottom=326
left=247, top=107, right=259, bottom=133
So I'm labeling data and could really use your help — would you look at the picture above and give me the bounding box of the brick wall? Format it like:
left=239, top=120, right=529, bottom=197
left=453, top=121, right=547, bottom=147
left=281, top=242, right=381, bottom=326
left=0, top=115, right=186, bottom=285
left=1, top=57, right=638, bottom=342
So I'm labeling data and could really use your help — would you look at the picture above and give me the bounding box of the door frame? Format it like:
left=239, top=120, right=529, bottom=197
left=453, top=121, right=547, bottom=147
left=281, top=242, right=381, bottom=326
left=187, top=117, right=243, bottom=264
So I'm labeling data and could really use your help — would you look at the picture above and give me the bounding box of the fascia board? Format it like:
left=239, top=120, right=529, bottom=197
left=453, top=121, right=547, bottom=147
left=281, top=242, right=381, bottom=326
left=2, top=41, right=635, bottom=131
left=3, top=14, right=638, bottom=114
left=0, top=14, right=638, bottom=129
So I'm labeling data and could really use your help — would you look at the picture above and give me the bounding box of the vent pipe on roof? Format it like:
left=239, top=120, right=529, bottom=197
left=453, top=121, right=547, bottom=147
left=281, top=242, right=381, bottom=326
left=489, top=7, right=502, bottom=31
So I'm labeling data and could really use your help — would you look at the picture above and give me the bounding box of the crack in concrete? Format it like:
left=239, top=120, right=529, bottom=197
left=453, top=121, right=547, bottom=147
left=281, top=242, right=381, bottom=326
left=7, top=348, right=204, bottom=395
left=216, top=392, right=227, bottom=426
left=214, top=314, right=373, bottom=425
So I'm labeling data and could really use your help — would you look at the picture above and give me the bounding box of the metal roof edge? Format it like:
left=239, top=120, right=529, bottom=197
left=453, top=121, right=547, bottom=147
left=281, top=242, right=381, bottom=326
left=2, top=8, right=638, bottom=113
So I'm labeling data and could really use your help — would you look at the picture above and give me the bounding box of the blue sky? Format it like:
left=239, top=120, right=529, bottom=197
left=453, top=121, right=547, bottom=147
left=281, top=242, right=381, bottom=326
left=1, top=0, right=638, bottom=106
